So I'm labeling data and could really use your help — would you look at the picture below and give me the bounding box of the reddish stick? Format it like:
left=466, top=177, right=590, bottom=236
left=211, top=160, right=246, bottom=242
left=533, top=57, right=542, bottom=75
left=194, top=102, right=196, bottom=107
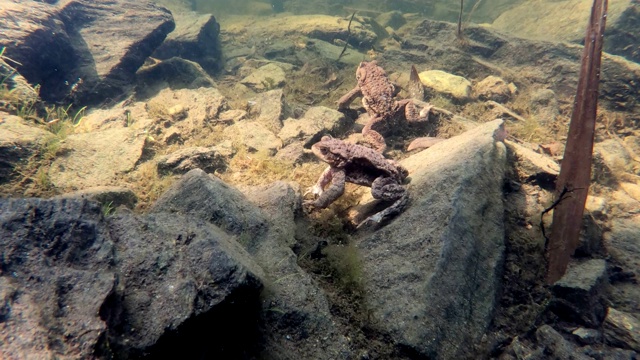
left=546, top=0, right=608, bottom=284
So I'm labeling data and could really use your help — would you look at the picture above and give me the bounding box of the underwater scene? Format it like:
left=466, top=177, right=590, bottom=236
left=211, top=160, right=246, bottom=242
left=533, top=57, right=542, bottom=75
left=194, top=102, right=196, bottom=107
left=0, top=0, right=639, bottom=358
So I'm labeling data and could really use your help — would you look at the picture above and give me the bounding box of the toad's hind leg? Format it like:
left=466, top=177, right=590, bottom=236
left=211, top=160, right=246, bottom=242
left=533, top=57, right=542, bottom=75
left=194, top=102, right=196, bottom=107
left=358, top=177, right=408, bottom=228
left=362, top=116, right=387, bottom=153
left=397, top=99, right=431, bottom=123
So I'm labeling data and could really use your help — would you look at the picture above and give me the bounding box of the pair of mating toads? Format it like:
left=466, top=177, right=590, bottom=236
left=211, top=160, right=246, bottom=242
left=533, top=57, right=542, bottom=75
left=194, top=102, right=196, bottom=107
left=305, top=61, right=433, bottom=228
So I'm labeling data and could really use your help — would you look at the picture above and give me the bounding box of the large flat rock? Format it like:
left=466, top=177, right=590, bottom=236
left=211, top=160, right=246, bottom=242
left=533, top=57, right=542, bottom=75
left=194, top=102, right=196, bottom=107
left=0, top=112, right=51, bottom=183
left=49, top=127, right=147, bottom=190
left=0, top=0, right=175, bottom=104
left=222, top=14, right=377, bottom=49
left=491, top=0, right=639, bottom=62
left=358, top=119, right=507, bottom=358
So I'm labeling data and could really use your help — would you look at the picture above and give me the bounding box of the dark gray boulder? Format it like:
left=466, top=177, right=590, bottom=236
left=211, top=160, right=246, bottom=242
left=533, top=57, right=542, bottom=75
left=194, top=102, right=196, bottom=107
left=0, top=198, right=116, bottom=359
left=152, top=170, right=352, bottom=359
left=551, top=259, right=608, bottom=327
left=103, top=209, right=265, bottom=358
left=0, top=0, right=175, bottom=105
left=151, top=169, right=268, bottom=238
left=152, top=12, right=222, bottom=73
left=53, top=186, right=138, bottom=210
left=0, top=195, right=267, bottom=359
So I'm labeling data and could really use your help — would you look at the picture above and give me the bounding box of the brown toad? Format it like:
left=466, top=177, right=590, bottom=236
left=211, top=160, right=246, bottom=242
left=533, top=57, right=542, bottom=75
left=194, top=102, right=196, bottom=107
left=304, top=135, right=409, bottom=228
left=337, top=61, right=429, bottom=152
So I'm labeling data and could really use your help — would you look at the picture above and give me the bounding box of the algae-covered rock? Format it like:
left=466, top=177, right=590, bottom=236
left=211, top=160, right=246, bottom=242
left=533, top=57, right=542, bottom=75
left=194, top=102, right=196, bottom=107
left=278, top=106, right=349, bottom=147
left=492, top=0, right=640, bottom=62
left=418, top=69, right=472, bottom=102
left=241, top=63, right=287, bottom=92
left=223, top=14, right=377, bottom=49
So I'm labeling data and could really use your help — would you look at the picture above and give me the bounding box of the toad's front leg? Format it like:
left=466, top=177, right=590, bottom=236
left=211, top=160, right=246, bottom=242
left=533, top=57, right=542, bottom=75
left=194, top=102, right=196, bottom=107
left=337, top=87, right=362, bottom=110
left=305, top=166, right=332, bottom=198
left=305, top=168, right=346, bottom=209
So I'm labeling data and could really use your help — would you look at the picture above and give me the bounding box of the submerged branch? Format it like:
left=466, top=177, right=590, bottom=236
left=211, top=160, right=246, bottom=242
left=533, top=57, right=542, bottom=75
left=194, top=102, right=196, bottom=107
left=337, top=12, right=357, bottom=63
left=546, top=0, right=608, bottom=284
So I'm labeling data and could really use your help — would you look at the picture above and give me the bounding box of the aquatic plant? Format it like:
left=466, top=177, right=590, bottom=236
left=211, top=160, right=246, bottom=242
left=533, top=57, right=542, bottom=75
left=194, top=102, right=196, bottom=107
left=456, top=0, right=464, bottom=40
left=101, top=201, right=116, bottom=217
left=44, top=104, right=87, bottom=134
left=545, top=0, right=608, bottom=284
left=323, top=243, right=364, bottom=296
left=125, top=109, right=135, bottom=127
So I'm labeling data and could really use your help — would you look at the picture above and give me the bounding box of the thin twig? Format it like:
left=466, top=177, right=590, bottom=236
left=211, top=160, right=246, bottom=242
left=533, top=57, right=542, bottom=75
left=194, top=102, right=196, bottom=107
left=540, top=186, right=572, bottom=246
left=413, top=99, right=454, bottom=117
left=456, top=0, right=464, bottom=39
left=486, top=100, right=526, bottom=122
left=541, top=186, right=588, bottom=250
left=337, top=12, right=356, bottom=63
left=464, top=0, right=483, bottom=28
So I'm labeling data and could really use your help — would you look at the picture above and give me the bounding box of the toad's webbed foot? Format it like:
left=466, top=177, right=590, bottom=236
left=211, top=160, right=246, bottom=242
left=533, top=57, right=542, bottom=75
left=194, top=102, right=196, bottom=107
left=399, top=99, right=431, bottom=123
left=357, top=177, right=409, bottom=229
left=356, top=193, right=408, bottom=230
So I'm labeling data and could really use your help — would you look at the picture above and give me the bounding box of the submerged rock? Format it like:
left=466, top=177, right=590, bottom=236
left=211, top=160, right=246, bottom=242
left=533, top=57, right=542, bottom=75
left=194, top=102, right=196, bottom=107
left=152, top=12, right=222, bottom=73
left=53, top=186, right=138, bottom=209
left=0, top=198, right=116, bottom=359
left=48, top=127, right=148, bottom=190
left=223, top=121, right=283, bottom=155
left=223, top=14, right=377, bottom=50
left=156, top=146, right=226, bottom=175
left=492, top=0, right=640, bottom=63
left=603, top=307, right=640, bottom=352
left=104, top=209, right=265, bottom=358
left=135, top=57, right=216, bottom=99
left=0, top=59, right=39, bottom=108
left=357, top=119, right=507, bottom=358
left=249, top=88, right=288, bottom=133
left=0, top=195, right=267, bottom=359
left=0, top=0, right=175, bottom=105
left=241, top=63, right=287, bottom=92
left=278, top=106, right=349, bottom=147
left=151, top=169, right=351, bottom=359
left=0, top=113, right=51, bottom=184
left=474, top=75, right=514, bottom=103
left=418, top=69, right=472, bottom=102
left=551, top=259, right=608, bottom=327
